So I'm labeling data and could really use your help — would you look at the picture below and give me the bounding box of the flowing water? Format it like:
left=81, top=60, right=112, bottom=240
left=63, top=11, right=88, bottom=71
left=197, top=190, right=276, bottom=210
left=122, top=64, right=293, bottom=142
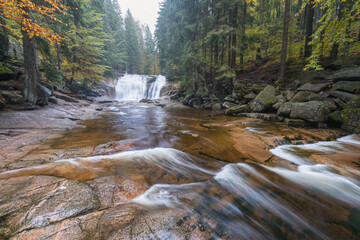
left=1, top=75, right=360, bottom=239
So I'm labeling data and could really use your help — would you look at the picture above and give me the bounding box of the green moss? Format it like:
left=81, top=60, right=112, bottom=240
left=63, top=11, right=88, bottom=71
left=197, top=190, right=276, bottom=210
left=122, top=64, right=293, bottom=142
left=249, top=87, right=261, bottom=94
left=349, top=97, right=360, bottom=108
left=234, top=83, right=242, bottom=90
left=0, top=65, right=13, bottom=75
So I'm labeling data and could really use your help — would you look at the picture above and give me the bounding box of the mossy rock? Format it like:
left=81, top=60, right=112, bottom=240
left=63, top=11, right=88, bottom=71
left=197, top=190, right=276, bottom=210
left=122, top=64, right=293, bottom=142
left=348, top=97, right=360, bottom=108
left=249, top=85, right=278, bottom=113
left=248, top=87, right=261, bottom=94
left=212, top=103, right=222, bottom=111
left=225, top=105, right=248, bottom=116
left=0, top=80, right=24, bottom=90
left=0, top=65, right=14, bottom=80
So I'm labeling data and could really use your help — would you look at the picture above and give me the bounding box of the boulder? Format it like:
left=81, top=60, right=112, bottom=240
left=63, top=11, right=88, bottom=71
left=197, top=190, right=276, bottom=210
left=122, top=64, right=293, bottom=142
left=48, top=96, right=58, bottom=104
left=222, top=101, right=237, bottom=109
left=297, top=82, right=331, bottom=93
left=348, top=97, right=360, bottom=108
left=328, top=66, right=360, bottom=82
left=225, top=105, right=248, bottom=116
left=329, top=111, right=344, bottom=124
left=244, top=92, right=257, bottom=100
left=322, top=99, right=337, bottom=112
left=333, top=98, right=347, bottom=110
left=330, top=91, right=358, bottom=103
left=291, top=91, right=322, bottom=102
left=54, top=92, right=79, bottom=103
left=277, top=102, right=293, bottom=117
left=332, top=81, right=360, bottom=94
left=249, top=85, right=277, bottom=113
left=289, top=101, right=329, bottom=123
left=273, top=99, right=286, bottom=110
left=286, top=90, right=295, bottom=101
left=341, top=108, right=360, bottom=133
left=37, top=84, right=52, bottom=106
left=1, top=90, right=23, bottom=104
left=212, top=103, right=222, bottom=111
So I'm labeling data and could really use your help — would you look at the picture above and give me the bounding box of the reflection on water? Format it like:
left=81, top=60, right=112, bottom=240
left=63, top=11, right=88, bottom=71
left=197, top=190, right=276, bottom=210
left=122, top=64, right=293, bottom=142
left=1, top=101, right=360, bottom=239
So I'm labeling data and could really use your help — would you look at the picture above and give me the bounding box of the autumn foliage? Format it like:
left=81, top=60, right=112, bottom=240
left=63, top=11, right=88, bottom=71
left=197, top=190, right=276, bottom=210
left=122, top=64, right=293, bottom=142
left=0, top=0, right=67, bottom=43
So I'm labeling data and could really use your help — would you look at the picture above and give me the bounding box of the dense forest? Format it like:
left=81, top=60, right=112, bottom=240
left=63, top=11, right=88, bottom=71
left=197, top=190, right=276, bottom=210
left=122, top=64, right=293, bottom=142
left=156, top=0, right=360, bottom=98
left=0, top=0, right=157, bottom=105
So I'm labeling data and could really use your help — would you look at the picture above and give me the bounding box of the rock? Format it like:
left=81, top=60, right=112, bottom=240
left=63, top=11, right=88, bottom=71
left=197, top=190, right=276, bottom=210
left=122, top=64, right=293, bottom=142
left=348, top=97, right=360, bottom=108
left=285, top=118, right=306, bottom=127
left=317, top=123, right=328, bottom=129
left=277, top=102, right=293, bottom=117
left=0, top=97, right=5, bottom=109
left=249, top=85, right=277, bottom=113
left=0, top=176, right=99, bottom=235
left=0, top=80, right=24, bottom=91
left=329, top=111, right=344, bottom=123
left=286, top=90, right=295, bottom=101
left=334, top=98, right=347, bottom=110
left=328, top=66, right=360, bottom=82
left=54, top=92, right=79, bottom=103
left=212, top=103, right=222, bottom=111
left=0, top=65, right=14, bottom=80
left=170, top=93, right=179, bottom=100
left=297, top=82, right=331, bottom=93
left=225, top=105, right=248, bottom=116
left=273, top=99, right=285, bottom=110
left=96, top=108, right=103, bottom=111
left=332, top=81, right=360, bottom=94
left=222, top=101, right=237, bottom=109
left=322, top=99, right=337, bottom=112
left=341, top=108, right=360, bottom=133
left=330, top=91, right=358, bottom=103
left=224, top=95, right=236, bottom=102
left=326, top=59, right=344, bottom=70
left=291, top=91, right=322, bottom=102
left=48, top=96, right=58, bottom=104
left=289, top=101, right=329, bottom=123
left=244, top=92, right=257, bottom=100
left=37, top=84, right=52, bottom=106
left=98, top=100, right=114, bottom=104
left=1, top=90, right=23, bottom=104
left=7, top=102, right=36, bottom=111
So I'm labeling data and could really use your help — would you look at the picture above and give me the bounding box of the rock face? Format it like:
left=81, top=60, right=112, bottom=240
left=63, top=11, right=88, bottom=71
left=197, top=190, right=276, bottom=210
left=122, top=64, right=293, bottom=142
left=289, top=101, right=329, bottom=123
left=249, top=85, right=277, bottom=113
left=0, top=176, right=99, bottom=237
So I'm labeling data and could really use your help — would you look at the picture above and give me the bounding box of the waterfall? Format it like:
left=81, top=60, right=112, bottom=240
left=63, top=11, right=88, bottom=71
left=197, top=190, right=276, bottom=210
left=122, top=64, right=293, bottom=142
left=115, top=75, right=166, bottom=101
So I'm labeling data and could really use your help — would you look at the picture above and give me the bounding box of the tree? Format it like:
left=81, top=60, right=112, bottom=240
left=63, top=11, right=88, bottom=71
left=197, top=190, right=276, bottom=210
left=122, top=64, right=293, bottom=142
left=144, top=25, right=156, bottom=74
left=279, top=0, right=290, bottom=80
left=124, top=10, right=140, bottom=74
left=0, top=0, right=66, bottom=104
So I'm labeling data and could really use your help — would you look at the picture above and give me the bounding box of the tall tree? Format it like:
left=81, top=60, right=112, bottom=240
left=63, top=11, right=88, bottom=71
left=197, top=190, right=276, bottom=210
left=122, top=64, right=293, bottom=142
left=279, top=0, right=290, bottom=80
left=304, top=1, right=314, bottom=58
left=124, top=10, right=140, bottom=74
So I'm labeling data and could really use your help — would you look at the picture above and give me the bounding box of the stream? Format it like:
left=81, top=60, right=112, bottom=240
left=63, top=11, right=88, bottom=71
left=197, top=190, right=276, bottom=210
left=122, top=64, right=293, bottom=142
left=1, top=75, right=360, bottom=239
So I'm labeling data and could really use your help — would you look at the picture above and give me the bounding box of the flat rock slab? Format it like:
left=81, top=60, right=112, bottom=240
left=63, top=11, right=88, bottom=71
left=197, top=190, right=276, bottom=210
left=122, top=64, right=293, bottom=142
left=330, top=91, right=358, bottom=103
left=0, top=176, right=99, bottom=237
left=297, top=82, right=331, bottom=92
left=332, top=81, right=360, bottom=94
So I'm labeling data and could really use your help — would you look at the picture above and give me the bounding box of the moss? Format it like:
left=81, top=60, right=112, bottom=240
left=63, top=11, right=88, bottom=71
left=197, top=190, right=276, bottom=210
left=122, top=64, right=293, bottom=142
left=349, top=97, right=360, bottom=108
left=234, top=83, right=242, bottom=90
left=249, top=87, right=261, bottom=94
left=0, top=65, right=13, bottom=75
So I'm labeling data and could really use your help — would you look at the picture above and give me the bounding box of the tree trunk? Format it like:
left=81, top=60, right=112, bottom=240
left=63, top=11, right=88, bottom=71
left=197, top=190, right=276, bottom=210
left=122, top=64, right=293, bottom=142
left=304, top=2, right=314, bottom=58
left=21, top=28, right=39, bottom=105
left=240, top=1, right=246, bottom=66
left=279, top=0, right=290, bottom=80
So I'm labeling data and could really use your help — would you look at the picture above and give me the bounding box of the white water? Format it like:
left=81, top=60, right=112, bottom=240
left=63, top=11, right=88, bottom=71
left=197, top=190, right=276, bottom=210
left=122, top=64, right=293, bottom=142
left=115, top=75, right=166, bottom=101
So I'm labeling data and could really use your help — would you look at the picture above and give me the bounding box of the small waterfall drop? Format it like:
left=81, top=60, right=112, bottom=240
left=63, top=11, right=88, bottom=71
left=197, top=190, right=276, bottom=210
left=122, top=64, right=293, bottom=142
left=115, top=75, right=166, bottom=101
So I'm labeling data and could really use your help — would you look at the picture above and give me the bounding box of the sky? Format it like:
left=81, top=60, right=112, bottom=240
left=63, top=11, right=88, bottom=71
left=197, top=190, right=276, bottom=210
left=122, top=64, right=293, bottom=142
left=117, top=0, right=162, bottom=34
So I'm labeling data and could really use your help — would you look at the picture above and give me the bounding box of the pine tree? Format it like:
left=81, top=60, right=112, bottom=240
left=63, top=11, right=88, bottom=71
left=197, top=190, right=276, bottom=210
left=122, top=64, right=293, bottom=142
left=124, top=10, right=140, bottom=74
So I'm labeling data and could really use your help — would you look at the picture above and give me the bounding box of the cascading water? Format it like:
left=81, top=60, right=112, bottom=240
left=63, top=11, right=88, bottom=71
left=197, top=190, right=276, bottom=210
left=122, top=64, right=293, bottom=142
left=115, top=74, right=166, bottom=101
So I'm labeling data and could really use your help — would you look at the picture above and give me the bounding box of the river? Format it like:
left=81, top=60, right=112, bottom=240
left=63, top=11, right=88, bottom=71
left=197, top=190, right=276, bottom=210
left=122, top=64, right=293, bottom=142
left=0, top=75, right=360, bottom=239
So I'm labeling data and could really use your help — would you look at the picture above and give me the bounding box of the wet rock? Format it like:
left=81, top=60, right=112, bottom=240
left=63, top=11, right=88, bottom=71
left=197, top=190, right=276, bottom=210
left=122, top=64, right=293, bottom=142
left=332, top=81, right=360, bottom=94
left=0, top=176, right=99, bottom=236
left=330, top=91, right=358, bottom=103
left=91, top=176, right=148, bottom=209
left=289, top=101, right=329, bottom=123
left=225, top=105, right=248, bottom=116
left=297, top=82, right=331, bottom=93
left=249, top=85, right=278, bottom=113
left=285, top=118, right=306, bottom=127
left=222, top=101, right=237, bottom=109
left=328, top=66, right=360, bottom=81
left=291, top=91, right=322, bottom=103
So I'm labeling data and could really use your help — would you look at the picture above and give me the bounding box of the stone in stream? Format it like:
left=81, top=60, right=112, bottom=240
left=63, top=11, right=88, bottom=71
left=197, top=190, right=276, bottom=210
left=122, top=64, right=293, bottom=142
left=249, top=85, right=278, bottom=113
left=0, top=176, right=99, bottom=236
left=225, top=104, right=248, bottom=116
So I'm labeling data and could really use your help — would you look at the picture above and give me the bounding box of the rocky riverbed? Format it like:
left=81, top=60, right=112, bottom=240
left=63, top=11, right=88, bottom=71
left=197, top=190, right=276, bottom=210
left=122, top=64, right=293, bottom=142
left=1, top=98, right=359, bottom=239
